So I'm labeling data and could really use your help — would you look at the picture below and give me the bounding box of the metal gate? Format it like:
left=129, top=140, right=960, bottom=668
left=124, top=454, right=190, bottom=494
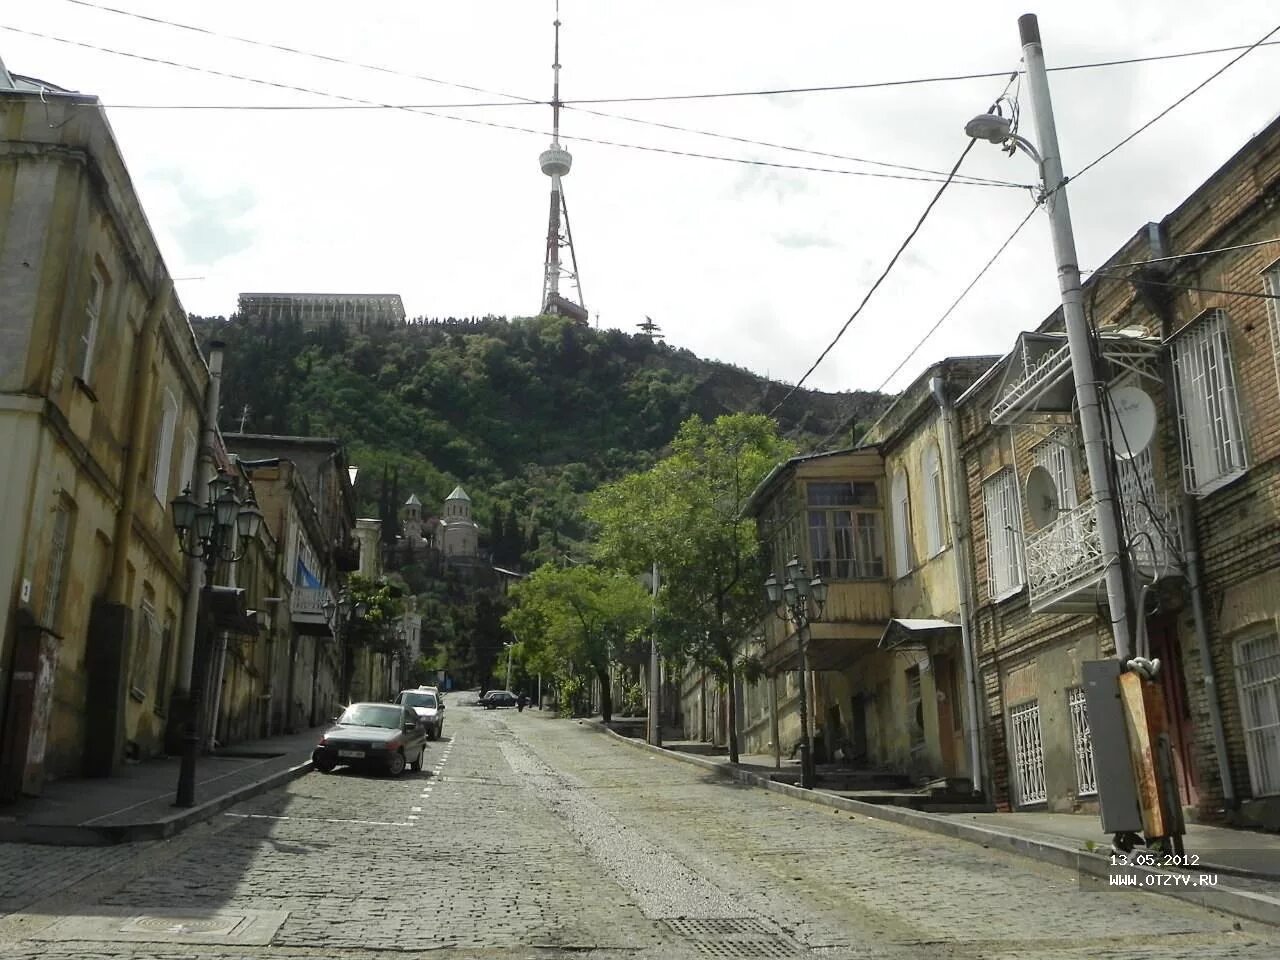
left=1009, top=700, right=1047, bottom=805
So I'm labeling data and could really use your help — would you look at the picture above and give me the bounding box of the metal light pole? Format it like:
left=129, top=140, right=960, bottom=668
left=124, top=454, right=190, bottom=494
left=169, top=469, right=263, bottom=808
left=505, top=641, right=515, bottom=691
left=647, top=561, right=662, bottom=747
left=765, top=556, right=827, bottom=790
left=323, top=592, right=368, bottom=706
left=963, top=13, right=1134, bottom=661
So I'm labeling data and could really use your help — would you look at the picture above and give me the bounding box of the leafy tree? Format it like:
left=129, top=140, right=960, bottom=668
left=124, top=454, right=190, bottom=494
left=340, top=574, right=404, bottom=701
left=586, top=413, right=794, bottom=762
left=502, top=564, right=649, bottom=722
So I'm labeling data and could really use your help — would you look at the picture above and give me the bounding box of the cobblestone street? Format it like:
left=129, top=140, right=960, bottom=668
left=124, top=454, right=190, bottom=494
left=2, top=701, right=1278, bottom=959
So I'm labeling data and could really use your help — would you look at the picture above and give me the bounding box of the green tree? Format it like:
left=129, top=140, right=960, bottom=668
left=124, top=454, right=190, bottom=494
left=502, top=564, right=649, bottom=722
left=586, top=413, right=793, bottom=762
left=340, top=574, right=404, bottom=702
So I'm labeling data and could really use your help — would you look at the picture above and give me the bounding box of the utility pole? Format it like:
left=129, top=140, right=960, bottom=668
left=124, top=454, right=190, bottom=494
left=648, top=560, right=661, bottom=747
left=505, top=641, right=514, bottom=692
left=1018, top=13, right=1134, bottom=660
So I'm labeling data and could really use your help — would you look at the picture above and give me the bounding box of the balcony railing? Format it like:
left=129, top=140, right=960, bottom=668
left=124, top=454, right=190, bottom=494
left=1025, top=498, right=1106, bottom=611
left=291, top=586, right=334, bottom=635
left=1025, top=493, right=1182, bottom=612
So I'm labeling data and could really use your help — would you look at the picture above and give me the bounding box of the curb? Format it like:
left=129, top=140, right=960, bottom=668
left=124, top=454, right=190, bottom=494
left=585, top=721, right=1280, bottom=929
left=0, top=759, right=313, bottom=847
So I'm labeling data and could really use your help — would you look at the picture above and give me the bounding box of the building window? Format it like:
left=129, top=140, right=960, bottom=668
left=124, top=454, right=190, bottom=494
left=1067, top=686, right=1098, bottom=797
left=1171, top=309, right=1248, bottom=496
left=1009, top=699, right=1047, bottom=805
left=982, top=469, right=1024, bottom=601
left=1234, top=632, right=1280, bottom=798
left=891, top=469, right=911, bottom=579
left=153, top=388, right=179, bottom=502
left=1263, top=261, right=1280, bottom=400
left=922, top=444, right=946, bottom=558
left=1031, top=428, right=1079, bottom=511
left=805, top=481, right=884, bottom=581
left=178, top=428, right=197, bottom=497
left=131, top=600, right=159, bottom=701
left=42, top=499, right=73, bottom=630
left=79, top=264, right=108, bottom=385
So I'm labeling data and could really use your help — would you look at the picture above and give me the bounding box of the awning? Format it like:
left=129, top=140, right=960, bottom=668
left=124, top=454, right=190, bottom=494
left=878, top=618, right=960, bottom=651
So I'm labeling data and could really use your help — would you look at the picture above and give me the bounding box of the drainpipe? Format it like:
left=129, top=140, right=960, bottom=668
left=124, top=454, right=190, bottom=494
left=931, top=374, right=987, bottom=797
left=175, top=341, right=224, bottom=693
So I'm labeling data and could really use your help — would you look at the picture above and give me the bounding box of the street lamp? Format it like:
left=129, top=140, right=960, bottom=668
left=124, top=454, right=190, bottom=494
left=961, top=13, right=1134, bottom=662
left=169, top=468, right=262, bottom=808
left=765, top=555, right=828, bottom=789
left=323, top=592, right=368, bottom=705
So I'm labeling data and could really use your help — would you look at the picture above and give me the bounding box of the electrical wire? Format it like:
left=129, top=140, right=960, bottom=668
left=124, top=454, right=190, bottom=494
left=1, top=25, right=1027, bottom=187
left=767, top=133, right=987, bottom=419
left=40, top=2, right=1023, bottom=187
left=1069, top=21, right=1280, bottom=184
left=1090, top=273, right=1280, bottom=301
left=52, top=0, right=1280, bottom=105
left=1082, top=236, right=1280, bottom=272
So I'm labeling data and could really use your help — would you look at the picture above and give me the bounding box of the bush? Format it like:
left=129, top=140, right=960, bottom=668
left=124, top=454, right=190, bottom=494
left=621, top=682, right=646, bottom=717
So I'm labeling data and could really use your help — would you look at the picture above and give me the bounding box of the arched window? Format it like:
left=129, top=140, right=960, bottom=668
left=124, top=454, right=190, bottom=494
left=923, top=443, right=946, bottom=557
left=892, top=468, right=911, bottom=579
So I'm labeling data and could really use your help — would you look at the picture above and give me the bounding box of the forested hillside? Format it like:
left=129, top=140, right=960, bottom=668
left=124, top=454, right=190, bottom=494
left=190, top=312, right=890, bottom=568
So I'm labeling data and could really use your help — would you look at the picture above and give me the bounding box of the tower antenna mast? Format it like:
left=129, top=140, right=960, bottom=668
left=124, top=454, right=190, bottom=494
left=539, top=1, right=587, bottom=323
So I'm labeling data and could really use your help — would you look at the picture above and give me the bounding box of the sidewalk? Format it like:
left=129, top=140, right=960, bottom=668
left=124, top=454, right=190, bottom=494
left=0, top=728, right=320, bottom=846
left=592, top=721, right=1280, bottom=927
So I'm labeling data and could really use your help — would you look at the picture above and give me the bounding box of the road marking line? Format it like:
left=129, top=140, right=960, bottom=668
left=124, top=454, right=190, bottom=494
left=224, top=813, right=410, bottom=826
left=411, top=806, right=422, bottom=812
left=408, top=815, right=419, bottom=821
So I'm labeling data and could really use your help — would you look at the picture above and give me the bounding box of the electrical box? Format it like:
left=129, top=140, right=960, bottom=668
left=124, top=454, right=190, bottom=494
left=1081, top=660, right=1142, bottom=834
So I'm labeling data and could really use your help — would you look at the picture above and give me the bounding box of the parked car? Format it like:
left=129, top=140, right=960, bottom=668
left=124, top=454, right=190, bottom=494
left=394, top=687, right=445, bottom=740
left=313, top=702, right=428, bottom=776
left=482, top=690, right=518, bottom=709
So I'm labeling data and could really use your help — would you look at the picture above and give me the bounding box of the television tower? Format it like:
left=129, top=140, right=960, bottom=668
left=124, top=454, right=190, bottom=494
left=539, top=1, right=587, bottom=323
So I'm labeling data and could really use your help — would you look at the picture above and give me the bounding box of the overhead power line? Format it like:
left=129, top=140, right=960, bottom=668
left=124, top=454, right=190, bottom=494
left=1090, top=272, right=1280, bottom=301
left=37, top=2, right=1021, bottom=186
left=768, top=129, right=990, bottom=418
left=1070, top=21, right=1280, bottom=184
left=1, top=25, right=1028, bottom=187
left=1082, top=237, right=1280, bottom=272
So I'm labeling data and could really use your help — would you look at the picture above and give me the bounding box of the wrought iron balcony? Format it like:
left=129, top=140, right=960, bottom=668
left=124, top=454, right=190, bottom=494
left=1025, top=494, right=1182, bottom=613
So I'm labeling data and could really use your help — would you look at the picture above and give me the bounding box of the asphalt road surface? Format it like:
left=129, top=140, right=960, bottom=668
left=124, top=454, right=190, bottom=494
left=2, top=696, right=1277, bottom=959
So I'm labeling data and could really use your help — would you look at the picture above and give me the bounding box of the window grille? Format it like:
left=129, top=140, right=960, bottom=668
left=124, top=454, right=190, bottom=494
left=1067, top=686, right=1098, bottom=796
left=1009, top=700, right=1047, bottom=805
left=982, top=469, right=1024, bottom=600
left=42, top=501, right=71, bottom=630
left=923, top=444, right=946, bottom=557
left=1171, top=309, right=1248, bottom=495
left=1234, top=633, right=1280, bottom=797
left=1032, top=428, right=1079, bottom=510
left=892, top=469, right=911, bottom=579
left=1264, top=263, right=1280, bottom=401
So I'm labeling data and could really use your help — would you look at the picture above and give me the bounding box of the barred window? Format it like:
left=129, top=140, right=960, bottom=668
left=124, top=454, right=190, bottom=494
left=982, top=469, right=1024, bottom=600
left=1264, top=262, right=1280, bottom=401
left=1171, top=309, right=1248, bottom=496
left=922, top=443, right=946, bottom=558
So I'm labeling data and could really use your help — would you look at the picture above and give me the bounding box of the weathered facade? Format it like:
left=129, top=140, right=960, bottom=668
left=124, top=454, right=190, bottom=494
left=0, top=78, right=210, bottom=793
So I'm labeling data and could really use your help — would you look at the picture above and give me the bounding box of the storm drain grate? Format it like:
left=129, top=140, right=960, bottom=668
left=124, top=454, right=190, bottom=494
left=662, top=918, right=809, bottom=958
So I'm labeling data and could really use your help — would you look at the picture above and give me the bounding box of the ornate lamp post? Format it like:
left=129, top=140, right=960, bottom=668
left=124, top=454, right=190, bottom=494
left=322, top=591, right=367, bottom=705
left=765, top=555, right=828, bottom=790
left=169, top=468, right=263, bottom=808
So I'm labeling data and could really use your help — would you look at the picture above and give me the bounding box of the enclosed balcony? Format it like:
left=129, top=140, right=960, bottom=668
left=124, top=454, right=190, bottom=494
left=291, top=586, right=335, bottom=636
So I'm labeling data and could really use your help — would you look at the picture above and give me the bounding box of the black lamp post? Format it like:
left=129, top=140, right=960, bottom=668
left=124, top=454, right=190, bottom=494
left=765, top=555, right=828, bottom=790
left=322, top=591, right=368, bottom=705
left=170, top=468, right=263, bottom=808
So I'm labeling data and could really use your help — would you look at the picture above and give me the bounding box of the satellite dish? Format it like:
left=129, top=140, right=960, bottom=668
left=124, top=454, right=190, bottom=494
left=1108, top=386, right=1156, bottom=460
left=1025, top=466, right=1060, bottom=530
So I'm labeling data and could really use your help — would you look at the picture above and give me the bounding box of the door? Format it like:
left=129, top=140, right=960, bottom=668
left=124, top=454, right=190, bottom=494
left=1147, top=616, right=1198, bottom=806
left=849, top=695, right=869, bottom=763
left=934, top=654, right=960, bottom=776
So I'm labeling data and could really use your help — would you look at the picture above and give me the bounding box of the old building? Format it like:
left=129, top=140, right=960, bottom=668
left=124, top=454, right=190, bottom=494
left=957, top=113, right=1280, bottom=824
left=0, top=75, right=212, bottom=794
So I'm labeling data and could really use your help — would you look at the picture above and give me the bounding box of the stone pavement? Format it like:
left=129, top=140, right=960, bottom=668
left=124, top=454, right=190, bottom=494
left=1, top=701, right=1278, bottom=958
left=0, top=727, right=321, bottom=844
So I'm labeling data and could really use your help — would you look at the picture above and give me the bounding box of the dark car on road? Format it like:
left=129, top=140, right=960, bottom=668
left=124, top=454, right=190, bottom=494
left=313, top=702, right=428, bottom=776
left=393, top=687, right=445, bottom=740
left=482, top=690, right=519, bottom=709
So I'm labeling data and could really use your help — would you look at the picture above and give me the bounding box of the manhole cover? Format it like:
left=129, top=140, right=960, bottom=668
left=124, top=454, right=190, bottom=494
left=662, top=918, right=808, bottom=958
left=120, top=914, right=244, bottom=936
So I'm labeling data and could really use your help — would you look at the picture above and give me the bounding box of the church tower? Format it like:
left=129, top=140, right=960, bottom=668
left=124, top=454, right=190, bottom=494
left=441, top=486, right=479, bottom=559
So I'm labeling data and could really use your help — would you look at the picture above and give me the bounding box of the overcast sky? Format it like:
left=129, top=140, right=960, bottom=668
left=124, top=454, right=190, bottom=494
left=5, top=1, right=1279, bottom=394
